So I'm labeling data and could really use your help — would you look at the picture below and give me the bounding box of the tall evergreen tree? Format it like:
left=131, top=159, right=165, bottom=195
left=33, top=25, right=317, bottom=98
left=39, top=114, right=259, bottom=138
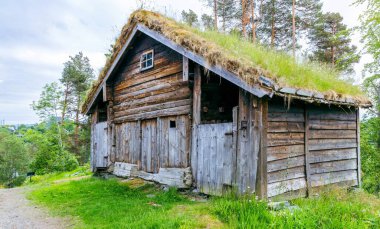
left=257, top=0, right=321, bottom=50
left=356, top=0, right=380, bottom=118
left=218, top=0, right=238, bottom=32
left=61, top=52, right=94, bottom=155
left=201, top=14, right=215, bottom=30
left=181, top=9, right=199, bottom=27
left=309, top=12, right=360, bottom=74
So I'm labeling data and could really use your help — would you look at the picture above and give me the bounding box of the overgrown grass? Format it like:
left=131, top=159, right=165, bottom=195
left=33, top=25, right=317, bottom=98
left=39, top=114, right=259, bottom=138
left=24, top=164, right=92, bottom=186
left=191, top=28, right=364, bottom=98
left=28, top=178, right=221, bottom=228
left=28, top=174, right=380, bottom=228
left=212, top=188, right=380, bottom=228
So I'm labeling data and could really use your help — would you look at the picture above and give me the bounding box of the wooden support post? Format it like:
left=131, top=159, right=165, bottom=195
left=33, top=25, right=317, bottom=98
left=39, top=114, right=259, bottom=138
left=356, top=109, right=361, bottom=188
left=191, top=64, right=201, bottom=185
left=304, top=105, right=312, bottom=196
left=232, top=106, right=238, bottom=188
left=237, top=89, right=250, bottom=193
left=256, top=98, right=268, bottom=199
left=183, top=56, right=189, bottom=81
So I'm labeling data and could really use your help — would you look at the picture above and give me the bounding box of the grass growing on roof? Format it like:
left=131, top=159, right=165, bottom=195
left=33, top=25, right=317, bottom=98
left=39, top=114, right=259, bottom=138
left=192, top=29, right=363, bottom=97
left=83, top=10, right=369, bottom=112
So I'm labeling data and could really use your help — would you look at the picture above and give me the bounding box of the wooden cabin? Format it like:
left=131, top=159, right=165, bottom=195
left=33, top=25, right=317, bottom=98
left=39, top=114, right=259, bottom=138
left=82, top=11, right=371, bottom=199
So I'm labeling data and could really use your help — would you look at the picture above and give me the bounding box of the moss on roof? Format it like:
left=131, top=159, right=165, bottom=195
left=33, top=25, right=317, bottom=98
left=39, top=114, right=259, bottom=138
left=82, top=10, right=370, bottom=113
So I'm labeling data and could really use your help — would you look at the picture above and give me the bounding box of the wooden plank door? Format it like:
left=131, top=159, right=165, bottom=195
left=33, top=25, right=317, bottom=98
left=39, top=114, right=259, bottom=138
left=141, top=119, right=158, bottom=173
left=196, top=123, right=236, bottom=195
left=92, top=122, right=108, bottom=168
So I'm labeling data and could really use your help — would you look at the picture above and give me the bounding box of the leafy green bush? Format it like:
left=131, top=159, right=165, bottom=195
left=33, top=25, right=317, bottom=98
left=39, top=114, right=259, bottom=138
left=361, top=117, right=380, bottom=194
left=0, top=129, right=30, bottom=187
left=24, top=122, right=78, bottom=175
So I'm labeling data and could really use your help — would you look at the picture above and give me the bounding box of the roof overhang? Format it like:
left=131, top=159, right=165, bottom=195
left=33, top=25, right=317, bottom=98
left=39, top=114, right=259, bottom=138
left=84, top=24, right=273, bottom=114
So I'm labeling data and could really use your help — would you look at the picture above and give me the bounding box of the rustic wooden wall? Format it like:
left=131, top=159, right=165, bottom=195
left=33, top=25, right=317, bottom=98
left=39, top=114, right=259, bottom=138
left=266, top=98, right=359, bottom=199
left=112, top=34, right=191, bottom=123
left=266, top=100, right=307, bottom=198
left=308, top=106, right=359, bottom=189
left=109, top=34, right=191, bottom=173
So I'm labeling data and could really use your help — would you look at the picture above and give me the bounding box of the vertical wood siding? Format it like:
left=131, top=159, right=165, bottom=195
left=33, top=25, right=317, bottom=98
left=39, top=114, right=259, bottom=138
left=114, top=115, right=190, bottom=173
left=196, top=123, right=236, bottom=195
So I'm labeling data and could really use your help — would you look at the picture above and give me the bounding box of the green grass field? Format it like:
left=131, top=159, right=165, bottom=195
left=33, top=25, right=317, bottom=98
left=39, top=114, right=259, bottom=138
left=27, top=169, right=380, bottom=229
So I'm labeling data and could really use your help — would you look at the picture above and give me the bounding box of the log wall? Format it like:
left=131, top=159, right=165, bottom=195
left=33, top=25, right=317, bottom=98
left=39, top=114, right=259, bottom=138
left=112, top=34, right=191, bottom=123
left=110, top=34, right=191, bottom=173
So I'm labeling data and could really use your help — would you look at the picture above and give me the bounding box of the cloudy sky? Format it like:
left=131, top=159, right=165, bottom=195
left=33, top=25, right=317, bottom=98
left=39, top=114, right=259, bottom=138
left=0, top=0, right=367, bottom=124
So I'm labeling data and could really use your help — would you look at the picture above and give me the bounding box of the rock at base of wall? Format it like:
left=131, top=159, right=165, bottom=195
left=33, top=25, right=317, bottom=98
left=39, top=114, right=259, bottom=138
left=113, top=162, right=192, bottom=188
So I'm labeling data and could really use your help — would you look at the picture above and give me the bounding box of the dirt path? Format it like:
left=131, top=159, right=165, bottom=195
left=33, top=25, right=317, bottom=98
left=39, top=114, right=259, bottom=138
left=0, top=187, right=71, bottom=229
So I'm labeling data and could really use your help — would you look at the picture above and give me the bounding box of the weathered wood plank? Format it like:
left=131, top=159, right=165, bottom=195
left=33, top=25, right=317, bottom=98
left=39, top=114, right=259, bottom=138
left=267, top=155, right=305, bottom=172
left=268, top=122, right=304, bottom=133
left=114, top=80, right=187, bottom=104
left=356, top=109, right=361, bottom=188
left=267, top=144, right=305, bottom=162
left=309, top=120, right=356, bottom=130
left=269, top=188, right=307, bottom=201
left=114, top=86, right=190, bottom=111
left=191, top=64, right=201, bottom=185
left=309, top=148, right=357, bottom=163
left=311, top=170, right=358, bottom=187
left=309, top=130, right=356, bottom=139
left=115, top=62, right=182, bottom=91
left=141, top=119, right=158, bottom=173
left=257, top=99, right=268, bottom=198
left=304, top=108, right=311, bottom=196
left=268, top=112, right=305, bottom=122
left=267, top=132, right=304, bottom=147
left=267, top=177, right=307, bottom=197
left=268, top=166, right=305, bottom=184
left=115, top=99, right=191, bottom=117
left=114, top=105, right=191, bottom=123
left=183, top=56, right=189, bottom=81
left=310, top=159, right=357, bottom=174
left=268, top=104, right=304, bottom=113
left=309, top=112, right=356, bottom=121
left=309, top=139, right=357, bottom=151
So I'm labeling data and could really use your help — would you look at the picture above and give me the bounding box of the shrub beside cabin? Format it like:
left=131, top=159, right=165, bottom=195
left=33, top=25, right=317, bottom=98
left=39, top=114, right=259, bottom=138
left=82, top=11, right=371, bottom=199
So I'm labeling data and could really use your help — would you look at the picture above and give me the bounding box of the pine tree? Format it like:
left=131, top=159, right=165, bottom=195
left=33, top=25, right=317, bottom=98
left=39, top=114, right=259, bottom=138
left=257, top=0, right=322, bottom=50
left=61, top=52, right=94, bottom=156
left=218, top=0, right=238, bottom=32
left=309, top=12, right=360, bottom=74
left=201, top=14, right=215, bottom=30
left=181, top=9, right=199, bottom=27
left=203, top=0, right=219, bottom=30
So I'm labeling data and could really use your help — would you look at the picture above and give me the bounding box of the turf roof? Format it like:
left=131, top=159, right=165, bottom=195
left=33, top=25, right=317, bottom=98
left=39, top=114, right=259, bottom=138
left=82, top=10, right=371, bottom=113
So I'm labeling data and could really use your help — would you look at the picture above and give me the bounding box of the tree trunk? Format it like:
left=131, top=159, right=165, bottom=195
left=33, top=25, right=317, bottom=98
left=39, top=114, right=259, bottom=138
left=292, top=0, right=296, bottom=57
left=270, top=0, right=275, bottom=47
left=61, top=83, right=69, bottom=125
left=251, top=0, right=256, bottom=42
left=242, top=0, right=248, bottom=38
left=74, top=95, right=81, bottom=155
left=331, top=22, right=337, bottom=66
left=214, top=0, right=218, bottom=30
